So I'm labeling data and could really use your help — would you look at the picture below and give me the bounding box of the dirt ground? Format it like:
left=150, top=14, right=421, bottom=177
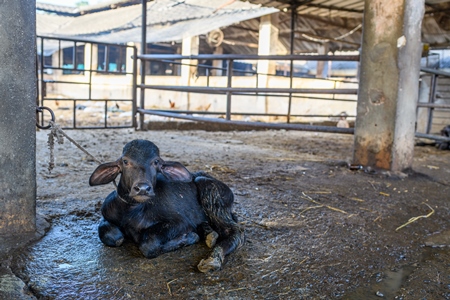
left=5, top=127, right=450, bottom=299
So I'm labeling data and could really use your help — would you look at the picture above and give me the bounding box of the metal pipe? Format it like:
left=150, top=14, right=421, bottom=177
left=287, top=3, right=297, bottom=124
left=38, top=37, right=44, bottom=127
left=139, top=84, right=358, bottom=95
left=427, top=74, right=437, bottom=134
left=140, top=0, right=147, bottom=130
left=138, top=54, right=360, bottom=61
left=415, top=132, right=450, bottom=142
left=141, top=109, right=356, bottom=118
left=73, top=41, right=77, bottom=70
left=421, top=67, right=450, bottom=77
left=226, top=59, right=233, bottom=120
left=417, top=102, right=450, bottom=109
left=138, top=108, right=355, bottom=134
left=132, top=46, right=138, bottom=128
left=88, top=43, right=93, bottom=100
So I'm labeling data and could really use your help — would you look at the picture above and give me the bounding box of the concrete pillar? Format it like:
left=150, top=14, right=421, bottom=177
left=257, top=14, right=279, bottom=113
left=353, top=0, right=425, bottom=171
left=84, top=43, right=98, bottom=78
left=212, top=46, right=223, bottom=76
left=181, top=36, right=199, bottom=110
left=126, top=42, right=135, bottom=76
left=51, top=49, right=63, bottom=76
left=316, top=43, right=329, bottom=78
left=0, top=0, right=36, bottom=234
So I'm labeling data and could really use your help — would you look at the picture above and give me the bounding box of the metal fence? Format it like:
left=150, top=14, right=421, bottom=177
left=418, top=68, right=450, bottom=136
left=36, top=36, right=137, bottom=129
left=137, top=53, right=359, bottom=133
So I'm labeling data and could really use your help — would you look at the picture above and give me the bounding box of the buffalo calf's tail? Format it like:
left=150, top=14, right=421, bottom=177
left=194, top=175, right=245, bottom=272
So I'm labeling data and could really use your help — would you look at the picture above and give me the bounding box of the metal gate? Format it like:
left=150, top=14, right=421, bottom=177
left=36, top=36, right=137, bottom=129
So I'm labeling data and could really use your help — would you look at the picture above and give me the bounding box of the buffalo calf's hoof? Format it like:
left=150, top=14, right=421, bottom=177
left=205, top=231, right=219, bottom=248
left=197, top=256, right=222, bottom=273
left=197, top=247, right=224, bottom=272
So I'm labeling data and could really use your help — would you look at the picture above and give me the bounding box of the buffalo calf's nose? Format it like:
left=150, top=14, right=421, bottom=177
left=133, top=183, right=152, bottom=196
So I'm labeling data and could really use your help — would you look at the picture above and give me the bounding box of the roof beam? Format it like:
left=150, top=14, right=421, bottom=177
left=297, top=3, right=364, bottom=15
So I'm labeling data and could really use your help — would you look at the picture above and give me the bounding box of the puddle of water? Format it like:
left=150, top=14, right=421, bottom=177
left=343, top=246, right=448, bottom=299
left=343, top=265, right=416, bottom=300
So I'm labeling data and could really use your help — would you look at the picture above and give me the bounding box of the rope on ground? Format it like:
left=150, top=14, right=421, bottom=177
left=47, top=121, right=101, bottom=173
left=45, top=121, right=118, bottom=188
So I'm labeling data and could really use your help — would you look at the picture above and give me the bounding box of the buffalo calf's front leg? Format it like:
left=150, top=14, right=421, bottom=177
left=139, top=223, right=200, bottom=259
left=98, top=219, right=124, bottom=247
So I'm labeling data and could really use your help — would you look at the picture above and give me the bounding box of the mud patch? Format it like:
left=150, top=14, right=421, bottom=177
left=9, top=129, right=450, bottom=299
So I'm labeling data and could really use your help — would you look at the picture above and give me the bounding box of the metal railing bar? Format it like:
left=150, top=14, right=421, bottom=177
left=41, top=66, right=133, bottom=75
left=230, top=92, right=357, bottom=102
left=421, top=67, right=450, bottom=77
left=58, top=125, right=133, bottom=130
left=43, top=80, right=91, bottom=85
left=146, top=109, right=356, bottom=118
left=42, top=98, right=134, bottom=102
left=38, top=35, right=133, bottom=49
left=415, top=132, right=450, bottom=142
left=417, top=103, right=450, bottom=109
left=140, top=84, right=358, bottom=95
left=139, top=54, right=360, bottom=61
left=138, top=108, right=355, bottom=134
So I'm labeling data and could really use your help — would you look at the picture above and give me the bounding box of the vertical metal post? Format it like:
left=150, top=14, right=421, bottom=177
left=426, top=74, right=437, bottom=134
left=206, top=68, right=210, bottom=87
left=104, top=100, right=108, bottom=128
left=226, top=59, right=233, bottom=120
left=58, top=39, right=61, bottom=68
left=140, top=0, right=147, bottom=130
left=88, top=43, right=93, bottom=100
left=73, top=99, right=77, bottom=128
left=132, top=46, right=138, bottom=128
left=73, top=41, right=77, bottom=70
left=105, top=45, right=109, bottom=72
left=255, top=72, right=259, bottom=95
left=40, top=37, right=45, bottom=127
left=287, top=4, right=296, bottom=124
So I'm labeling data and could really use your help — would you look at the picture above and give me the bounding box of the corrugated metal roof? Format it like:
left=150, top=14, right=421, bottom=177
left=36, top=0, right=450, bottom=55
left=36, top=0, right=142, bottom=16
left=248, top=0, right=364, bottom=18
left=37, top=0, right=278, bottom=45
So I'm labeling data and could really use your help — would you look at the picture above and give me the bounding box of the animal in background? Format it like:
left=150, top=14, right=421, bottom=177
left=89, top=139, right=244, bottom=272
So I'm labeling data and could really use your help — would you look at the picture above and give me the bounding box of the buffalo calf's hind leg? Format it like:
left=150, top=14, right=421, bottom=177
left=198, top=222, right=219, bottom=248
left=194, top=176, right=245, bottom=272
left=98, top=219, right=124, bottom=247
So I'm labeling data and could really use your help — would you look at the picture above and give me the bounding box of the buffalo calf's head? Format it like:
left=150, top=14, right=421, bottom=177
left=89, top=139, right=193, bottom=202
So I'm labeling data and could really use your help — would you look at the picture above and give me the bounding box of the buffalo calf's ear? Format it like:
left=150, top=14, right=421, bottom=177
left=89, top=161, right=121, bottom=186
left=160, top=161, right=192, bottom=182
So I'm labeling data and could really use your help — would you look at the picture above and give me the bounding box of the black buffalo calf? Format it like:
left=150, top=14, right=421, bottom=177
left=89, top=139, right=244, bottom=272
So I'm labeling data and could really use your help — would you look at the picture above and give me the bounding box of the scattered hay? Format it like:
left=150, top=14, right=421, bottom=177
left=395, top=202, right=435, bottom=231
left=300, top=192, right=347, bottom=214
